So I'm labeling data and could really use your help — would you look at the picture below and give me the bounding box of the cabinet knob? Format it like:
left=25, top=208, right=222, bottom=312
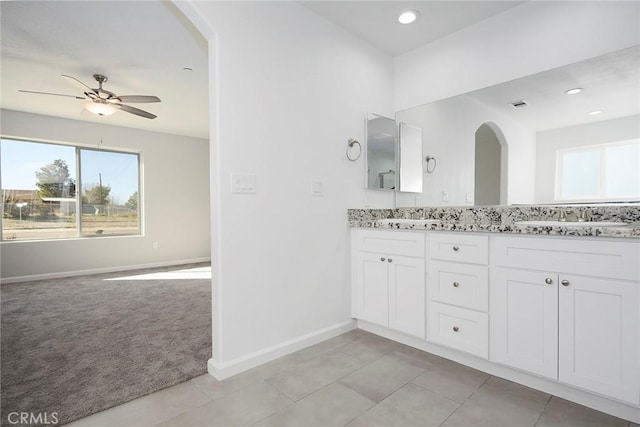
left=453, top=281, right=460, bottom=288
left=452, top=245, right=460, bottom=252
left=380, top=257, right=386, bottom=262
left=545, top=278, right=553, bottom=285
left=387, top=258, right=393, bottom=263
left=561, top=279, right=570, bottom=287
left=453, top=326, right=459, bottom=332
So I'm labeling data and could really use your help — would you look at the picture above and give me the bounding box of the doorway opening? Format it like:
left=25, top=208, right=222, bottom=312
left=474, top=122, right=507, bottom=205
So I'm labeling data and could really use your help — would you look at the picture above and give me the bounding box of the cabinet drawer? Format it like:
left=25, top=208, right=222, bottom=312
left=428, top=302, right=488, bottom=358
left=491, top=236, right=640, bottom=281
left=428, top=232, right=488, bottom=264
left=428, top=261, right=488, bottom=311
left=353, top=229, right=425, bottom=257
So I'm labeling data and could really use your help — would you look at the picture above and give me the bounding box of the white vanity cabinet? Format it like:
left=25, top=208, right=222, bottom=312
left=490, top=235, right=640, bottom=405
left=352, top=229, right=426, bottom=338
left=427, top=232, right=489, bottom=358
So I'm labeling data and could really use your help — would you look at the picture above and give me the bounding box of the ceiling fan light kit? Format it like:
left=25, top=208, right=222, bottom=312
left=84, top=100, right=117, bottom=116
left=19, top=74, right=161, bottom=119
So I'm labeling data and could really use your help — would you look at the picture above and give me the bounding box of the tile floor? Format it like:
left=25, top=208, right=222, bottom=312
left=67, top=330, right=638, bottom=427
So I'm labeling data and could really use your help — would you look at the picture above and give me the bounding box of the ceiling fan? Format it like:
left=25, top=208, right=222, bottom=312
left=19, top=74, right=161, bottom=119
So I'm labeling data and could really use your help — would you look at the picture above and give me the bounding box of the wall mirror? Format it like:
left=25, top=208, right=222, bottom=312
left=395, top=45, right=640, bottom=206
left=365, top=113, right=423, bottom=193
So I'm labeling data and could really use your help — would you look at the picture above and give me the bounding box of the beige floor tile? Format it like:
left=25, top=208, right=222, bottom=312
left=265, top=350, right=364, bottom=401
left=411, top=359, right=489, bottom=404
left=188, top=359, right=284, bottom=402
left=441, top=377, right=547, bottom=427
left=338, top=354, right=425, bottom=403
left=154, top=381, right=292, bottom=427
left=282, top=332, right=359, bottom=363
left=339, top=333, right=404, bottom=363
left=348, top=382, right=459, bottom=427
left=484, top=376, right=550, bottom=405
left=252, top=382, right=374, bottom=427
left=65, top=379, right=212, bottom=427
left=535, top=397, right=631, bottom=427
left=390, top=344, right=444, bottom=370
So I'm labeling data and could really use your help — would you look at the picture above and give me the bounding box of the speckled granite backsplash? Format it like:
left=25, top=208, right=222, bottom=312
left=348, top=205, right=640, bottom=238
left=348, top=205, right=640, bottom=224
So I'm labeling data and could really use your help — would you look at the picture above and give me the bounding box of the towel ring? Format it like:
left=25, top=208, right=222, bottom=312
left=346, top=138, right=361, bottom=161
left=425, top=155, right=437, bottom=173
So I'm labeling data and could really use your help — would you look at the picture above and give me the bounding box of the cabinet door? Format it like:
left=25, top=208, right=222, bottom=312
left=490, top=268, right=558, bottom=379
left=559, top=275, right=640, bottom=404
left=353, top=252, right=389, bottom=326
left=388, top=255, right=425, bottom=338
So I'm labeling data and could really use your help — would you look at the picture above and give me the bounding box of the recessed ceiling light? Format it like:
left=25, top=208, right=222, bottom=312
left=588, top=110, right=603, bottom=115
left=565, top=88, right=583, bottom=95
left=398, top=10, right=420, bottom=24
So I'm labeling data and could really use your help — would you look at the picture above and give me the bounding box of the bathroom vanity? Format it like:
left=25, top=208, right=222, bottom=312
left=349, top=205, right=640, bottom=423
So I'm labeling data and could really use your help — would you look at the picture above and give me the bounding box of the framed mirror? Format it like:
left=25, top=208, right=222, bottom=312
left=365, top=113, right=423, bottom=193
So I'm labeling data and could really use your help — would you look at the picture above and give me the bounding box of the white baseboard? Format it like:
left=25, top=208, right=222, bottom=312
left=357, top=320, right=640, bottom=424
left=0, top=257, right=211, bottom=285
left=208, top=319, right=357, bottom=380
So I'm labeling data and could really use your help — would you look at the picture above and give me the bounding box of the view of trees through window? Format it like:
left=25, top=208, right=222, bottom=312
left=1, top=138, right=140, bottom=241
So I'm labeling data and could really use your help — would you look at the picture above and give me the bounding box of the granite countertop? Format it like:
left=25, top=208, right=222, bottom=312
left=348, top=205, right=640, bottom=239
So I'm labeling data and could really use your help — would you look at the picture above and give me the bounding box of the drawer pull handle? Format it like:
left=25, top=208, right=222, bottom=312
left=453, top=282, right=460, bottom=288
left=387, top=258, right=393, bottom=263
left=561, top=279, right=570, bottom=287
left=452, top=246, right=460, bottom=252
left=545, top=278, right=553, bottom=285
left=453, top=326, right=459, bottom=332
left=380, top=257, right=386, bottom=262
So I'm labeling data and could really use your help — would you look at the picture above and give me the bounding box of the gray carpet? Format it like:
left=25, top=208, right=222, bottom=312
left=1, top=263, right=211, bottom=426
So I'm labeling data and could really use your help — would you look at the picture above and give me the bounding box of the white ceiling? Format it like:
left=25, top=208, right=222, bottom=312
left=1, top=1, right=528, bottom=140
left=463, top=46, right=640, bottom=132
left=300, top=1, right=524, bottom=56
left=2, top=1, right=635, bottom=139
left=1, top=1, right=209, bottom=139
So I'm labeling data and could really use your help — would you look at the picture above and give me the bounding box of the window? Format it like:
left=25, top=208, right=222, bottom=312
left=1, top=138, right=140, bottom=241
left=555, top=139, right=640, bottom=202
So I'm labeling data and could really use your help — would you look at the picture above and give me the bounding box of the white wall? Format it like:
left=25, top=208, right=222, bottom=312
left=0, top=109, right=210, bottom=281
left=394, top=1, right=640, bottom=112
left=178, top=1, right=393, bottom=372
left=535, top=115, right=640, bottom=203
left=395, top=94, right=536, bottom=207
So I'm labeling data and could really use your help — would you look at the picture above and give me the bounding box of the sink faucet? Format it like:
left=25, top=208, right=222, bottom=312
left=558, top=209, right=567, bottom=222
left=578, top=208, right=591, bottom=222
left=558, top=208, right=589, bottom=222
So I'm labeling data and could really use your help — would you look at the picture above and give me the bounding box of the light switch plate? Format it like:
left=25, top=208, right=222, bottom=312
left=231, top=173, right=257, bottom=194
left=312, top=180, right=324, bottom=196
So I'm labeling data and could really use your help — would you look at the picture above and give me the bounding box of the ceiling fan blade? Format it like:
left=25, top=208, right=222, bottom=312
left=113, top=103, right=157, bottom=119
left=114, top=95, right=161, bottom=103
left=19, top=89, right=85, bottom=100
left=61, top=74, right=97, bottom=95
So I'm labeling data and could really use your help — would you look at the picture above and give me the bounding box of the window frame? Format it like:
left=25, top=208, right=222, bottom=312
left=1, top=136, right=143, bottom=242
left=554, top=139, right=640, bottom=203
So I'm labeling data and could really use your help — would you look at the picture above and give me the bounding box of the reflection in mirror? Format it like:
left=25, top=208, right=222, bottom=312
left=474, top=123, right=505, bottom=205
left=366, top=113, right=397, bottom=190
left=399, top=122, right=423, bottom=193
left=395, top=45, right=640, bottom=206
